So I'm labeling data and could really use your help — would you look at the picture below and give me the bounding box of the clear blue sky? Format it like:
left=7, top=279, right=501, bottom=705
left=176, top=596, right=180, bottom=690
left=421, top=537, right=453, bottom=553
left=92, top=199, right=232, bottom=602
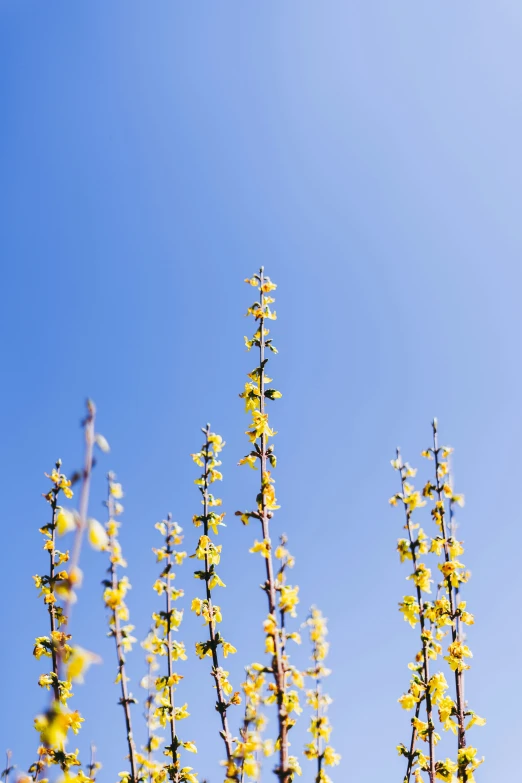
left=2, top=2, right=521, bottom=780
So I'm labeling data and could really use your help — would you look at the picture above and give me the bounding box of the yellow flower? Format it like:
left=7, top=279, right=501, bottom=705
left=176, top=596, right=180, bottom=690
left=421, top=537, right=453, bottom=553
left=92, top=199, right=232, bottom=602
left=439, top=560, right=466, bottom=588
left=34, top=706, right=78, bottom=747
left=208, top=433, right=225, bottom=453
left=444, top=640, right=472, bottom=672
left=435, top=758, right=458, bottom=781
left=56, top=508, right=78, bottom=536
left=404, top=491, right=426, bottom=510
left=88, top=518, right=109, bottom=551
left=246, top=411, right=276, bottom=441
left=323, top=746, right=341, bottom=766
left=408, top=563, right=432, bottom=594
left=209, top=572, right=226, bottom=589
left=249, top=539, right=270, bottom=558
left=466, top=712, right=486, bottom=730
left=173, top=703, right=189, bottom=720
left=238, top=454, right=258, bottom=469
left=279, top=585, right=300, bottom=617
left=451, top=493, right=465, bottom=507
left=428, top=672, right=448, bottom=705
left=110, top=482, right=124, bottom=499
left=398, top=693, right=418, bottom=710
left=194, top=535, right=222, bottom=565
left=288, top=756, right=302, bottom=776
left=66, top=646, right=101, bottom=683
left=191, top=598, right=203, bottom=615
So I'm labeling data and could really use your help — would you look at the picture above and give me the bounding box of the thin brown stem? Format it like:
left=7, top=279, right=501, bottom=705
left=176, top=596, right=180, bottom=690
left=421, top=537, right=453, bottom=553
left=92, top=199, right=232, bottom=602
left=397, top=449, right=435, bottom=783
left=257, top=267, right=289, bottom=782
left=107, top=488, right=138, bottom=783
left=201, top=426, right=234, bottom=761
left=145, top=659, right=154, bottom=783
left=64, top=400, right=96, bottom=624
left=404, top=700, right=421, bottom=783
left=57, top=401, right=95, bottom=688
left=53, top=399, right=97, bottom=701
left=47, top=471, right=60, bottom=702
left=431, top=423, right=466, bottom=752
left=164, top=514, right=180, bottom=783
left=312, top=647, right=323, bottom=782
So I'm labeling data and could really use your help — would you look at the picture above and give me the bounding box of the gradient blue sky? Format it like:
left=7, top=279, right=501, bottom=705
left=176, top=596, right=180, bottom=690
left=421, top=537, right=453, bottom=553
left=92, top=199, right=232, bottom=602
left=2, top=2, right=522, bottom=781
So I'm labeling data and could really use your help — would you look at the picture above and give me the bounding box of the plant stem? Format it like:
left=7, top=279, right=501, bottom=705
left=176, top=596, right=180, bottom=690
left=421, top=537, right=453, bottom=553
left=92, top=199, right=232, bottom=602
left=431, top=423, right=466, bottom=752
left=257, top=267, right=289, bottom=782
left=312, top=638, right=323, bottom=782
left=164, top=513, right=180, bottom=783
left=397, top=449, right=435, bottom=783
left=107, top=489, right=138, bottom=783
left=48, top=472, right=60, bottom=702
left=58, top=401, right=95, bottom=683
left=404, top=700, right=421, bottom=783
left=146, top=658, right=154, bottom=783
left=65, top=401, right=95, bottom=623
left=201, top=426, right=233, bottom=761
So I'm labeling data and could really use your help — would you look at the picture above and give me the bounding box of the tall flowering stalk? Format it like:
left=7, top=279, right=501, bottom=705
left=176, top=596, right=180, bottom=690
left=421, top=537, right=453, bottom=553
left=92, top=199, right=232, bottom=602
left=139, top=632, right=162, bottom=783
left=392, top=425, right=485, bottom=783
left=190, top=427, right=240, bottom=775
left=36, top=459, right=75, bottom=703
left=103, top=473, right=138, bottom=783
left=237, top=270, right=301, bottom=783
left=234, top=664, right=270, bottom=782
left=150, top=514, right=197, bottom=783
left=424, top=421, right=484, bottom=782
left=32, top=401, right=103, bottom=781
left=303, top=609, right=340, bottom=783
left=391, top=451, right=437, bottom=783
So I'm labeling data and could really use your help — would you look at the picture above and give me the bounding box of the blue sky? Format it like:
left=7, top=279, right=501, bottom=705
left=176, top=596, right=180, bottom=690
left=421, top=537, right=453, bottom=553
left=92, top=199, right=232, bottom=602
left=2, top=1, right=522, bottom=780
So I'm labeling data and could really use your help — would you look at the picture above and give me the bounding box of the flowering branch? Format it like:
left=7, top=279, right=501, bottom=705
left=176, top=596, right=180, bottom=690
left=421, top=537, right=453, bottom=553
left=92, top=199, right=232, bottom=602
left=150, top=514, right=197, bottom=783
left=392, top=450, right=436, bottom=783
left=303, top=609, right=340, bottom=783
left=103, top=473, right=138, bottom=783
left=237, top=269, right=301, bottom=783
left=392, top=423, right=486, bottom=783
left=63, top=399, right=97, bottom=626
left=235, top=665, right=269, bottom=782
left=191, top=427, right=240, bottom=773
left=33, top=400, right=105, bottom=781
left=424, top=421, right=484, bottom=782
left=139, top=634, right=161, bottom=783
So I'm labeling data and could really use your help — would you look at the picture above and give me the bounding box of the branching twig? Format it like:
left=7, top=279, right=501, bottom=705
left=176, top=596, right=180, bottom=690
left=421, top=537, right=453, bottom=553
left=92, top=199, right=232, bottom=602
left=105, top=474, right=138, bottom=782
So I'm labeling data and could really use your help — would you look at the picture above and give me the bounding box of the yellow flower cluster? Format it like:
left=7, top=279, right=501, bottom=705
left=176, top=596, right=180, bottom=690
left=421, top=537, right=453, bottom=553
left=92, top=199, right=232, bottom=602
left=392, top=425, right=485, bottom=783
left=103, top=473, right=139, bottom=782
left=303, top=609, right=340, bottom=783
left=145, top=513, right=197, bottom=783
left=32, top=417, right=102, bottom=783
left=226, top=664, right=270, bottom=782
left=237, top=270, right=307, bottom=783
left=191, top=427, right=239, bottom=771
